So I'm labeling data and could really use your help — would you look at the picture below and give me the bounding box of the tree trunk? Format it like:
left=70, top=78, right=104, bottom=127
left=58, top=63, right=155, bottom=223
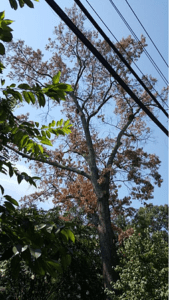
left=97, top=190, right=119, bottom=299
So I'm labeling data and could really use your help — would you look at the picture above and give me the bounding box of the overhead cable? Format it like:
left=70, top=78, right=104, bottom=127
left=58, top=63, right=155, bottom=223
left=125, top=0, right=169, bottom=68
left=84, top=0, right=168, bottom=111
left=44, top=0, right=168, bottom=136
left=74, top=0, right=168, bottom=118
left=108, top=0, right=168, bottom=86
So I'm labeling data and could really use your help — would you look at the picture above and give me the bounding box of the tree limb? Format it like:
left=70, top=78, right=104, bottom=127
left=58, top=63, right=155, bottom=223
left=107, top=112, right=139, bottom=168
left=5, top=145, right=91, bottom=180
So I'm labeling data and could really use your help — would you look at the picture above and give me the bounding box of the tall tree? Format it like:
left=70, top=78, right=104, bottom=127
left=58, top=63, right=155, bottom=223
left=4, top=4, right=167, bottom=297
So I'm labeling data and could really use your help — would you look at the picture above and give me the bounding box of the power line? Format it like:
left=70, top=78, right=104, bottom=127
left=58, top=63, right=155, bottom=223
left=74, top=0, right=168, bottom=118
left=83, top=0, right=168, bottom=111
left=108, top=0, right=168, bottom=86
left=44, top=0, right=168, bottom=136
left=125, top=0, right=169, bottom=68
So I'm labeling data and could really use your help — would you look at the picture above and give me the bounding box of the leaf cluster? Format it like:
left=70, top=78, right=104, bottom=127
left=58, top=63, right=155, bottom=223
left=9, top=0, right=39, bottom=10
left=0, top=207, right=104, bottom=300
left=106, top=228, right=168, bottom=299
left=0, top=205, right=75, bottom=282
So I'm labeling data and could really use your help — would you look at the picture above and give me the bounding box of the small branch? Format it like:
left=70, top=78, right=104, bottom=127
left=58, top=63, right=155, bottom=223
left=87, top=81, right=114, bottom=124
left=87, top=94, right=113, bottom=125
left=74, top=63, right=86, bottom=91
left=5, top=145, right=91, bottom=180
left=107, top=114, right=137, bottom=168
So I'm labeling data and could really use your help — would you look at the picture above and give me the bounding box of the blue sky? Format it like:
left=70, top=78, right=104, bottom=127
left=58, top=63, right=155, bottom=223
left=1, top=0, right=168, bottom=209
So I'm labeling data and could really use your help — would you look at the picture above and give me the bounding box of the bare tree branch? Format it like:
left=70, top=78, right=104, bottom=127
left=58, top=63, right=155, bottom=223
left=107, top=112, right=139, bottom=168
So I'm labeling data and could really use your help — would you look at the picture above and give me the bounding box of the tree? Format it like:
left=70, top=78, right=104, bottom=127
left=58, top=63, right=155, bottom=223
left=0, top=0, right=75, bottom=285
left=113, top=203, right=168, bottom=243
left=0, top=206, right=104, bottom=299
left=106, top=229, right=168, bottom=300
left=130, top=203, right=168, bottom=241
left=0, top=206, right=76, bottom=299
left=4, top=3, right=167, bottom=297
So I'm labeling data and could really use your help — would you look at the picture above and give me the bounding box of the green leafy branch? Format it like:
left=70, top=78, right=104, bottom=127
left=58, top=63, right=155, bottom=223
left=0, top=203, right=75, bottom=278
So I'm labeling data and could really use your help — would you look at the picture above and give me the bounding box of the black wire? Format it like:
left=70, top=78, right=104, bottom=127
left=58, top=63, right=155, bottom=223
left=84, top=0, right=168, bottom=110
left=125, top=0, right=169, bottom=68
left=108, top=0, right=168, bottom=86
left=74, top=0, right=168, bottom=118
left=44, top=0, right=168, bottom=136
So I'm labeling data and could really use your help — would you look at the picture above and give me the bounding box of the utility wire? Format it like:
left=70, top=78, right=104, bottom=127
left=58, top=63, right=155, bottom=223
left=108, top=0, right=168, bottom=86
left=84, top=0, right=168, bottom=111
left=44, top=0, right=168, bottom=136
left=74, top=0, right=168, bottom=118
left=125, top=0, right=169, bottom=68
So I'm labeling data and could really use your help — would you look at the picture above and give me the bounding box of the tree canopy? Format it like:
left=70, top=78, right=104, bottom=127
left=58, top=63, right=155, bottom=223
left=1, top=2, right=168, bottom=299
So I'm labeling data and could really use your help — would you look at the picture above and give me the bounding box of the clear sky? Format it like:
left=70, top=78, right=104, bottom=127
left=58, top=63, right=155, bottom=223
left=1, top=0, right=168, bottom=209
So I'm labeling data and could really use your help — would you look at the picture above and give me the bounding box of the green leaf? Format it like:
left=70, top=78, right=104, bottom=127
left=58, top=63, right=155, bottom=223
left=17, top=174, right=24, bottom=184
left=65, top=229, right=75, bottom=243
left=24, top=0, right=34, bottom=8
left=41, top=125, right=48, bottom=129
left=64, top=119, right=71, bottom=126
left=22, top=91, right=30, bottom=103
left=9, top=0, right=18, bottom=10
left=12, top=244, right=22, bottom=255
left=8, top=164, right=14, bottom=177
left=18, top=0, right=25, bottom=8
left=46, top=224, right=54, bottom=233
left=52, top=71, right=61, bottom=84
left=35, top=224, right=46, bottom=231
left=4, top=201, right=15, bottom=211
left=4, top=88, right=23, bottom=101
left=26, top=141, right=34, bottom=152
left=0, top=12, right=5, bottom=20
left=0, top=30, right=13, bottom=42
left=28, top=92, right=36, bottom=104
left=56, top=119, right=63, bottom=127
left=46, top=130, right=51, bottom=138
left=37, top=92, right=45, bottom=107
left=57, top=83, right=72, bottom=90
left=61, top=228, right=69, bottom=241
left=4, top=195, right=19, bottom=206
left=18, top=83, right=31, bottom=90
left=0, top=61, right=5, bottom=73
left=37, top=136, right=53, bottom=146
left=37, top=144, right=43, bottom=154
left=54, top=128, right=65, bottom=136
left=30, top=248, right=42, bottom=259
left=0, top=42, right=5, bottom=55
left=1, top=78, right=5, bottom=86
left=20, top=135, right=29, bottom=148
left=32, top=176, right=41, bottom=181
left=9, top=83, right=16, bottom=87
left=41, top=130, right=46, bottom=137
left=49, top=120, right=56, bottom=127
left=54, top=90, right=66, bottom=100
left=46, top=260, right=62, bottom=273
left=0, top=184, right=4, bottom=194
